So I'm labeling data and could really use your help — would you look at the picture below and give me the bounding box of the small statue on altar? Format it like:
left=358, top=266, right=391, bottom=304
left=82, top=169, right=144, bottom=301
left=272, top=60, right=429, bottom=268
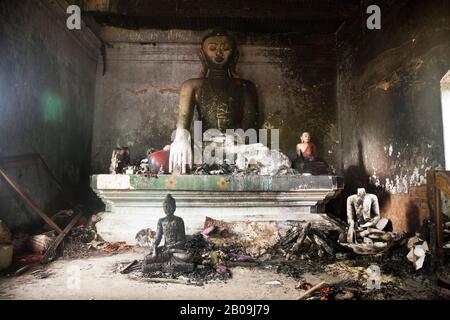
left=292, top=132, right=330, bottom=175
left=142, top=194, right=194, bottom=273
left=346, top=188, right=381, bottom=243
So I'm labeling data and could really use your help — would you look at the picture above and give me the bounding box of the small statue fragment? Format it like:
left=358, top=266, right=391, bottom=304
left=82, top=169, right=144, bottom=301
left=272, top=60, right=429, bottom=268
left=109, top=147, right=130, bottom=174
left=142, top=194, right=194, bottom=273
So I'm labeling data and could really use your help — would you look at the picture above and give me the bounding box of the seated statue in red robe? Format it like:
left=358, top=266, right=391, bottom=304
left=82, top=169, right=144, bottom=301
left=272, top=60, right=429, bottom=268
left=293, top=132, right=331, bottom=175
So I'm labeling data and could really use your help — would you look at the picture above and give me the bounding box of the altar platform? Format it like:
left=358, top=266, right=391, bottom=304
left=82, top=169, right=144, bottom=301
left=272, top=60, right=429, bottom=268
left=90, top=174, right=344, bottom=243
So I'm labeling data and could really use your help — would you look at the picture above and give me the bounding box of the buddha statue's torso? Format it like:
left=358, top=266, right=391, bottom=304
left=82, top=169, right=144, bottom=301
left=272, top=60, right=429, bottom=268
left=195, top=77, right=244, bottom=131
left=160, top=216, right=185, bottom=249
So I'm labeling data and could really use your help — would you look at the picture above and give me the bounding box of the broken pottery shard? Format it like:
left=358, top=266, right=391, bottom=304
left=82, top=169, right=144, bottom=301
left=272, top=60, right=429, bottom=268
left=413, top=245, right=426, bottom=257
left=407, top=247, right=417, bottom=263
left=415, top=255, right=426, bottom=270
left=376, top=218, right=390, bottom=231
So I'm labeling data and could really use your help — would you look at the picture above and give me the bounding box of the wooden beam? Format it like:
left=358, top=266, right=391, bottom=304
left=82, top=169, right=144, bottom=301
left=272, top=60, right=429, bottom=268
left=83, top=0, right=360, bottom=20
left=435, top=171, right=450, bottom=196
left=41, top=212, right=83, bottom=264
left=434, top=171, right=447, bottom=263
left=0, top=153, right=41, bottom=168
left=0, top=167, right=63, bottom=234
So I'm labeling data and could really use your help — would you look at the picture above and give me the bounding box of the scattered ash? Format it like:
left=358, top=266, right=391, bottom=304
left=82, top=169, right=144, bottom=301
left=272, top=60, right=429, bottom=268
left=138, top=266, right=231, bottom=285
left=185, top=233, right=215, bottom=257
left=62, top=236, right=95, bottom=259
left=61, top=226, right=103, bottom=259
left=185, top=233, right=250, bottom=262
left=125, top=234, right=250, bottom=285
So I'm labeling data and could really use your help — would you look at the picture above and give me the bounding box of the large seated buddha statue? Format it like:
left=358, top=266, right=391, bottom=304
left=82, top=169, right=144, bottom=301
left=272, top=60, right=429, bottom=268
left=169, top=29, right=259, bottom=174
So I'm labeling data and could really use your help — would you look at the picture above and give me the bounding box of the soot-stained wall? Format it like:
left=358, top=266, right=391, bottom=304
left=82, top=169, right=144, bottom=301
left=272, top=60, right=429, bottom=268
left=91, top=29, right=338, bottom=173
left=335, top=0, right=450, bottom=233
left=0, top=0, right=100, bottom=230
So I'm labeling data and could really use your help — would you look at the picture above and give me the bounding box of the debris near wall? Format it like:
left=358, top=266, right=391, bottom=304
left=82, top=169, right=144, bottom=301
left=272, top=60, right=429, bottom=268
left=63, top=215, right=133, bottom=259
left=406, top=234, right=430, bottom=270
left=276, top=222, right=345, bottom=260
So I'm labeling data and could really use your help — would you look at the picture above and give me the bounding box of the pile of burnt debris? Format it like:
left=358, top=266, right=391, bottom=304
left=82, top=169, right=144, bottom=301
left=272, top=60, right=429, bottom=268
left=117, top=216, right=444, bottom=297
left=109, top=146, right=305, bottom=176
left=0, top=212, right=134, bottom=276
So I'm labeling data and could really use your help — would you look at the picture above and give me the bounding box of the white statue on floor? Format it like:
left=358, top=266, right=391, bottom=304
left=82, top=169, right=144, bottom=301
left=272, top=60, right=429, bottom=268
left=346, top=188, right=381, bottom=243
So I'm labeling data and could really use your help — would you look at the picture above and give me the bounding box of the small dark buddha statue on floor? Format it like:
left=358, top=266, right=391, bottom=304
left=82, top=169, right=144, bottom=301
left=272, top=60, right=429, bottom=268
left=292, top=131, right=331, bottom=175
left=142, top=194, right=194, bottom=273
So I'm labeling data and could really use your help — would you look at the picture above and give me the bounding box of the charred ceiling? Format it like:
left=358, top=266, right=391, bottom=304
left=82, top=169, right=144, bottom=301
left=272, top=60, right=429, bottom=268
left=77, top=0, right=361, bottom=33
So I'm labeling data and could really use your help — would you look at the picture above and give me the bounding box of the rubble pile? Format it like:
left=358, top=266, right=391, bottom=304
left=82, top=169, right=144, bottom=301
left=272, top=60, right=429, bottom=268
left=277, top=222, right=344, bottom=259
left=405, top=234, right=430, bottom=270
left=201, top=217, right=282, bottom=257
left=108, top=143, right=300, bottom=176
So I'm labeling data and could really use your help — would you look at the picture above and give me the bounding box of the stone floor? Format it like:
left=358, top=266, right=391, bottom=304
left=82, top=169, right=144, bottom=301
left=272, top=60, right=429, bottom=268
left=1, top=247, right=449, bottom=300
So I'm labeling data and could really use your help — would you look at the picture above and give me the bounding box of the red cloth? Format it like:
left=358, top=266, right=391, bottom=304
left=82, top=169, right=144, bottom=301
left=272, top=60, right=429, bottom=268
left=299, top=143, right=317, bottom=159
left=14, top=253, right=43, bottom=265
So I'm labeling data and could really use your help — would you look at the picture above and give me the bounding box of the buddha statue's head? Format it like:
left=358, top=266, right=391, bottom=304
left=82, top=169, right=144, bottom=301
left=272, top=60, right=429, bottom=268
left=300, top=132, right=311, bottom=143
left=200, top=29, right=239, bottom=76
left=163, top=194, right=176, bottom=216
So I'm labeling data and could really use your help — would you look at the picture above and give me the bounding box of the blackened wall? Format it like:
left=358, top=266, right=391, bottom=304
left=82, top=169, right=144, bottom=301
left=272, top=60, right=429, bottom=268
left=91, top=29, right=338, bottom=173
left=335, top=0, right=450, bottom=233
left=0, top=0, right=100, bottom=230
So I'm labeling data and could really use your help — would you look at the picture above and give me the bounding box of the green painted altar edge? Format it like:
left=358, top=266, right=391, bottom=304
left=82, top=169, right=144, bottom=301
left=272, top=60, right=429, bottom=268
left=91, top=174, right=343, bottom=192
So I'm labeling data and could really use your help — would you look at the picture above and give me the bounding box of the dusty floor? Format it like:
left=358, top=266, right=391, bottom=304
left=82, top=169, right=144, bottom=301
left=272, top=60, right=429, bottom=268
left=0, top=248, right=300, bottom=300
left=1, top=247, right=449, bottom=300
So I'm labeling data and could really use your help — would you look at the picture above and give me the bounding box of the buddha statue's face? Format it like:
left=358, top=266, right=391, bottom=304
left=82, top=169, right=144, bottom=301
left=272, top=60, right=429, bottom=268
left=202, top=35, right=234, bottom=68
left=301, top=132, right=311, bottom=143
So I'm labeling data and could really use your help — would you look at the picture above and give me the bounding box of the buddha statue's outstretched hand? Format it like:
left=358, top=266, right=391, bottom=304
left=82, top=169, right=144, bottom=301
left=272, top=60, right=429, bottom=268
left=169, top=128, right=192, bottom=174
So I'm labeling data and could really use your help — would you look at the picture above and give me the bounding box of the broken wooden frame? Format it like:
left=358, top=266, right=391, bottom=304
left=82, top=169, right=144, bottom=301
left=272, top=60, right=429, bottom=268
left=428, top=170, right=450, bottom=266
left=0, top=153, right=82, bottom=264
